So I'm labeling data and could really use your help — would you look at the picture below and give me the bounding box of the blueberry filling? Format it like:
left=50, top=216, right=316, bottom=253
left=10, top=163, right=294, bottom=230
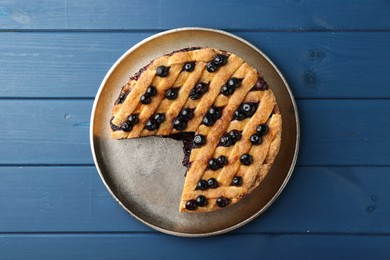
left=231, top=176, right=243, bottom=186
left=213, top=54, right=228, bottom=66
left=127, top=114, right=139, bottom=125
left=185, top=200, right=197, bottom=210
left=120, top=122, right=133, bottom=132
left=233, top=102, right=258, bottom=120
left=202, top=115, right=214, bottom=126
left=156, top=65, right=169, bottom=77
left=207, top=178, right=219, bottom=188
left=229, top=130, right=242, bottom=143
left=208, top=158, right=221, bottom=171
left=110, top=117, right=122, bottom=131
left=165, top=87, right=180, bottom=100
left=115, top=90, right=130, bottom=105
left=183, top=62, right=196, bottom=72
left=146, top=85, right=157, bottom=97
left=197, top=179, right=208, bottom=190
left=219, top=134, right=234, bottom=147
left=216, top=197, right=230, bottom=207
left=196, top=195, right=208, bottom=207
left=206, top=61, right=218, bottom=72
left=217, top=155, right=228, bottom=166
left=220, top=77, right=242, bottom=96
left=251, top=77, right=268, bottom=91
left=250, top=133, right=262, bottom=145
left=202, top=106, right=223, bottom=127
left=173, top=118, right=187, bottom=131
left=240, top=153, right=253, bottom=166
left=193, top=134, right=206, bottom=148
left=173, top=108, right=195, bottom=130
left=189, top=82, right=209, bottom=100
left=140, top=94, right=151, bottom=104
left=256, top=123, right=269, bottom=135
left=145, top=113, right=165, bottom=131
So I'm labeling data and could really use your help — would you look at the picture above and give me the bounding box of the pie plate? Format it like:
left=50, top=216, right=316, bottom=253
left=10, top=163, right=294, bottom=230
left=90, top=27, right=300, bottom=237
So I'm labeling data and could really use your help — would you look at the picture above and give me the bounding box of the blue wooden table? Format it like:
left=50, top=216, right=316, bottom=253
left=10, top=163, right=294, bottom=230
left=1, top=0, right=390, bottom=259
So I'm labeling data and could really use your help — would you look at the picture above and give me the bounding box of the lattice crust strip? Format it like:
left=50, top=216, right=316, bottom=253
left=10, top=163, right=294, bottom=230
left=109, top=47, right=282, bottom=213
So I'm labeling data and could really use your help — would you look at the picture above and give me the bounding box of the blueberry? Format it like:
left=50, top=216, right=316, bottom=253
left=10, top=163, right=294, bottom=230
left=229, top=130, right=242, bottom=143
left=227, top=77, right=240, bottom=89
left=197, top=179, right=208, bottom=190
left=240, top=153, right=253, bottom=165
left=140, top=94, right=151, bottom=104
left=145, top=120, right=158, bottom=131
left=202, top=115, right=215, bottom=126
left=146, top=85, right=157, bottom=97
left=253, top=77, right=268, bottom=91
left=219, top=134, right=233, bottom=147
left=240, top=103, right=257, bottom=117
left=231, top=176, right=243, bottom=186
left=156, top=65, right=169, bottom=77
left=189, top=89, right=201, bottom=100
left=127, top=114, right=139, bottom=125
left=208, top=106, right=222, bottom=120
left=193, top=134, right=206, bottom=148
left=208, top=158, right=221, bottom=171
left=185, top=200, right=197, bottom=210
left=207, top=178, right=219, bottom=188
left=183, top=62, right=195, bottom=72
left=233, top=110, right=246, bottom=121
left=173, top=118, right=187, bottom=130
left=196, top=195, right=208, bottom=207
left=213, top=54, right=228, bottom=66
left=256, top=123, right=269, bottom=135
left=165, top=87, right=179, bottom=100
left=206, top=61, right=218, bottom=72
left=179, top=108, right=194, bottom=121
left=195, top=82, right=209, bottom=94
left=220, top=84, right=234, bottom=96
left=120, top=122, right=133, bottom=132
left=217, top=155, right=228, bottom=166
left=250, top=133, right=262, bottom=145
left=153, top=113, right=165, bottom=124
left=216, top=197, right=230, bottom=208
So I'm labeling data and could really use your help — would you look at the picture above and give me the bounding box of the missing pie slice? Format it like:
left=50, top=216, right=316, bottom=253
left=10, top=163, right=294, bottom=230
left=110, top=47, right=282, bottom=212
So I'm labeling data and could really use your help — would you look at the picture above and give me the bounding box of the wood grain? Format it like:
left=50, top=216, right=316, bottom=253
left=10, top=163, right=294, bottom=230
left=0, top=233, right=389, bottom=259
left=0, top=165, right=389, bottom=234
left=0, top=0, right=389, bottom=30
left=1, top=32, right=390, bottom=98
left=0, top=100, right=388, bottom=165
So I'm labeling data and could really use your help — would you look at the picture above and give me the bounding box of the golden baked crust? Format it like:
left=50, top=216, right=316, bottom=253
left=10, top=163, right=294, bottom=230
left=110, top=47, right=282, bottom=212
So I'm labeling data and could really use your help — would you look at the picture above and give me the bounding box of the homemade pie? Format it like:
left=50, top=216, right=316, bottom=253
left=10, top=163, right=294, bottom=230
left=110, top=47, right=282, bottom=212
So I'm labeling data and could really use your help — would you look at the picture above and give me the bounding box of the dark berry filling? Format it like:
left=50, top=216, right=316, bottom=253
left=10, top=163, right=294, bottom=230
left=251, top=77, right=268, bottom=91
left=115, top=90, right=130, bottom=105
left=219, top=134, right=234, bottom=147
left=145, top=113, right=165, bottom=131
left=231, top=176, right=243, bottom=186
left=156, top=65, right=169, bottom=77
left=240, top=103, right=258, bottom=117
left=165, top=87, right=180, bottom=100
left=220, top=77, right=241, bottom=96
left=145, top=120, right=158, bottom=131
left=240, top=153, right=253, bottom=166
left=196, top=195, right=208, bottom=207
left=206, top=61, right=218, bottom=72
left=146, top=85, right=157, bottom=97
left=179, top=108, right=194, bottom=121
left=250, top=133, right=262, bottom=145
left=256, top=123, right=269, bottom=135
left=193, top=134, right=206, bottom=148
left=185, top=200, right=197, bottom=210
left=183, top=62, right=196, bottom=72
left=140, top=94, right=151, bottom=104
left=207, top=178, right=219, bottom=188
left=208, top=158, right=221, bottom=171
left=233, top=110, right=246, bottom=121
left=110, top=117, right=122, bottom=131
left=127, top=114, right=139, bottom=125
left=202, top=115, right=214, bottom=126
left=217, top=155, right=228, bottom=166
left=173, top=118, right=187, bottom=130
left=213, top=54, right=228, bottom=66
left=202, top=106, right=223, bottom=127
left=229, top=130, right=242, bottom=143
left=153, top=113, right=165, bottom=124
left=120, top=122, right=133, bottom=132
left=197, top=179, right=208, bottom=190
left=216, top=197, right=230, bottom=208
left=189, top=82, right=209, bottom=100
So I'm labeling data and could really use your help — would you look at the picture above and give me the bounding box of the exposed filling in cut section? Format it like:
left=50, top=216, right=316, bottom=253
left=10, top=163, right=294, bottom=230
left=110, top=47, right=282, bottom=212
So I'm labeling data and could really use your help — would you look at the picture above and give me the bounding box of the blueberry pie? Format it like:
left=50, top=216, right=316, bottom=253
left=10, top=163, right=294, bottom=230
left=110, top=47, right=282, bottom=212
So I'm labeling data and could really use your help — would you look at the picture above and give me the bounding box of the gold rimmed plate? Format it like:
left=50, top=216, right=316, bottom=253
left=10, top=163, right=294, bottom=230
left=90, top=27, right=299, bottom=237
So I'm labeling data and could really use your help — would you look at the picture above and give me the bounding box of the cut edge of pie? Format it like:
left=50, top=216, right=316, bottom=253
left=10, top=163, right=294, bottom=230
left=109, top=47, right=282, bottom=213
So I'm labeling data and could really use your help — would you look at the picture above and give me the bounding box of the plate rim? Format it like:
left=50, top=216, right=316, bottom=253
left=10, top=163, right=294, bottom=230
left=90, top=27, right=300, bottom=237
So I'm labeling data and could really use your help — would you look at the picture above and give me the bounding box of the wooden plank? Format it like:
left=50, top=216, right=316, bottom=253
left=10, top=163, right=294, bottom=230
left=0, top=100, right=388, bottom=165
left=0, top=233, right=389, bottom=259
left=0, top=166, right=389, bottom=234
left=0, top=0, right=389, bottom=30
left=1, top=32, right=390, bottom=98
